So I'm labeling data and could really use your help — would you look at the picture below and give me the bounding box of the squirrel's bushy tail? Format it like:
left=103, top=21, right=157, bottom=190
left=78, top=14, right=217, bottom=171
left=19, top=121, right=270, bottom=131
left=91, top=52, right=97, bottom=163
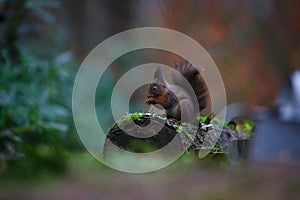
left=172, top=60, right=208, bottom=111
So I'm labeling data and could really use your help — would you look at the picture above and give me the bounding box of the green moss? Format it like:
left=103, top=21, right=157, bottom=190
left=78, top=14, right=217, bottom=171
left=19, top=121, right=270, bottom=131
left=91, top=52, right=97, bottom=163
left=229, top=123, right=235, bottom=130
left=235, top=120, right=254, bottom=138
left=198, top=115, right=226, bottom=126
left=211, top=143, right=223, bottom=154
left=211, top=117, right=222, bottom=125
left=129, top=112, right=144, bottom=121
left=176, top=125, right=183, bottom=132
left=197, top=115, right=208, bottom=123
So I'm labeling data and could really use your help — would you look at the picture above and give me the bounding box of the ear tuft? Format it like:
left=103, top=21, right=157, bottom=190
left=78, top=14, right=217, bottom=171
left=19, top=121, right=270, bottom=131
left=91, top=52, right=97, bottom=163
left=154, top=66, right=163, bottom=79
left=154, top=66, right=166, bottom=86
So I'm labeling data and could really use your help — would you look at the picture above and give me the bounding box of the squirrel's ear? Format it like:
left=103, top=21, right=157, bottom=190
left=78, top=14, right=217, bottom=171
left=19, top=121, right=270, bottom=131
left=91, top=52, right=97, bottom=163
left=154, top=66, right=163, bottom=79
left=154, top=67, right=165, bottom=85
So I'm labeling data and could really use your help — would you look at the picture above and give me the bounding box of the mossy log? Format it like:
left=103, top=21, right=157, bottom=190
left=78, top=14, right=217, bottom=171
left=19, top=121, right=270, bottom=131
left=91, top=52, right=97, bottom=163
left=103, top=114, right=192, bottom=157
left=103, top=113, right=251, bottom=161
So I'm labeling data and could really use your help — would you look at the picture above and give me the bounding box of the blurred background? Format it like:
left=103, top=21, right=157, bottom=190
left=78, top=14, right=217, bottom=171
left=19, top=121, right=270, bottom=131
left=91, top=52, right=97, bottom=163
left=1, top=0, right=300, bottom=199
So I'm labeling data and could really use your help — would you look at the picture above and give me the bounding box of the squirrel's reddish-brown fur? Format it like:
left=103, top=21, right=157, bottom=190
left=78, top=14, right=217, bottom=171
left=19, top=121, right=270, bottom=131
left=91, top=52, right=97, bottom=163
left=146, top=60, right=208, bottom=122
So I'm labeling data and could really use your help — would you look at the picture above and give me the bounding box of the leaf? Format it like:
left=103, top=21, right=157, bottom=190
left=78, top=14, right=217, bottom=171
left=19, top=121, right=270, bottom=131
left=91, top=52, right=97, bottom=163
left=42, top=122, right=69, bottom=133
left=30, top=4, right=56, bottom=24
left=54, top=51, right=73, bottom=65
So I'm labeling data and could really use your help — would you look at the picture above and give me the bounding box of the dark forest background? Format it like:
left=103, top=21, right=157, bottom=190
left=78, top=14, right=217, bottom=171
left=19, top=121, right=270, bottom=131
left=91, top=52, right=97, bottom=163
left=0, top=1, right=300, bottom=199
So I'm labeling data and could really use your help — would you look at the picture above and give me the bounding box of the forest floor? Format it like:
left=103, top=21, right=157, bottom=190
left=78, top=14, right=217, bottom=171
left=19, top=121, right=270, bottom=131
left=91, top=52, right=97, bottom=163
left=1, top=154, right=300, bottom=200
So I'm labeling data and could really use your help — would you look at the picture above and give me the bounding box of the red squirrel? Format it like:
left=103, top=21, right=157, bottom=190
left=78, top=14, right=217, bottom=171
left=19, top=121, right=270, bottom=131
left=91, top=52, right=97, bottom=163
left=146, top=60, right=208, bottom=122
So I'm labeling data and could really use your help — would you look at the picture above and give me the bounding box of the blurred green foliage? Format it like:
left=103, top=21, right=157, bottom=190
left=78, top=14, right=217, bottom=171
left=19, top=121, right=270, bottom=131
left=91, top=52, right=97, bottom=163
left=0, top=0, right=79, bottom=180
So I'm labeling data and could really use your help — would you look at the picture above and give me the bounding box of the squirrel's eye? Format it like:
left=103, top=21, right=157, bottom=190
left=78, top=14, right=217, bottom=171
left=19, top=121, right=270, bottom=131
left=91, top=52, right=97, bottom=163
left=152, top=86, right=157, bottom=91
